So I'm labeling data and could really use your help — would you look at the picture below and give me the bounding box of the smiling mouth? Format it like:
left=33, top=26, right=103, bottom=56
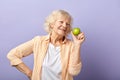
left=60, top=29, right=66, bottom=32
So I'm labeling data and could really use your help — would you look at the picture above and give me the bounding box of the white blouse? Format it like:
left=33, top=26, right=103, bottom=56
left=41, top=43, right=62, bottom=80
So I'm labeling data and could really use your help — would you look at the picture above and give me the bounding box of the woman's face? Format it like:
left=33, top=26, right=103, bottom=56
left=51, top=16, right=71, bottom=36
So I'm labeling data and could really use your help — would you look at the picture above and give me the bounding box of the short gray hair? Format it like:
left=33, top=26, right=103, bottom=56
left=44, top=10, right=73, bottom=34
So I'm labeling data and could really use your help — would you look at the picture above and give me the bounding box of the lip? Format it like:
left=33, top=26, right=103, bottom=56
left=59, top=27, right=66, bottom=31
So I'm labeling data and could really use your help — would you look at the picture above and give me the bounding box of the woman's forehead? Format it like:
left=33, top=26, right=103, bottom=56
left=57, top=15, right=71, bottom=21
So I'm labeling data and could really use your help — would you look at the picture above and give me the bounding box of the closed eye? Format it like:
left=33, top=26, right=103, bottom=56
left=58, top=21, right=70, bottom=26
left=66, top=23, right=70, bottom=26
left=59, top=21, right=63, bottom=24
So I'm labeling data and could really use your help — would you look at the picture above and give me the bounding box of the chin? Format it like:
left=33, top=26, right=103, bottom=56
left=57, top=31, right=66, bottom=36
left=58, top=33, right=66, bottom=36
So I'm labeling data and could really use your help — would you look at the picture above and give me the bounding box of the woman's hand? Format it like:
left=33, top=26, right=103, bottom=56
left=27, top=70, right=32, bottom=80
left=71, top=31, right=85, bottom=45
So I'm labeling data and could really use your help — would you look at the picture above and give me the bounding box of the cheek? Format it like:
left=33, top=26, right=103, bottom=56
left=54, top=24, right=61, bottom=29
left=54, top=23, right=60, bottom=27
left=53, top=25, right=60, bottom=31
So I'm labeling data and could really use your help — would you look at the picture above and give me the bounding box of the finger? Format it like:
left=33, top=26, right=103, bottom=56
left=81, top=35, right=85, bottom=41
left=78, top=32, right=84, bottom=36
left=77, top=32, right=84, bottom=38
left=80, top=36, right=84, bottom=40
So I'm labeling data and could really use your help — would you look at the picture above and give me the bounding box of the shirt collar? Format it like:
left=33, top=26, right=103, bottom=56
left=45, top=33, right=67, bottom=44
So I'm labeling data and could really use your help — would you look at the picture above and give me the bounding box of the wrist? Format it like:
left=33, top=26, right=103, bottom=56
left=73, top=43, right=81, bottom=47
left=26, top=70, right=32, bottom=77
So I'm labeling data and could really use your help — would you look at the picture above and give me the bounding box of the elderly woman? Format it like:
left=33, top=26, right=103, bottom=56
left=7, top=10, right=85, bottom=80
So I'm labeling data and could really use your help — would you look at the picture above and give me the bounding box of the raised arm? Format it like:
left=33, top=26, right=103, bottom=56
left=68, top=32, right=85, bottom=76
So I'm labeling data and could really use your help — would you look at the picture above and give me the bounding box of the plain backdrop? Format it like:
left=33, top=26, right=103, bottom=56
left=0, top=0, right=120, bottom=80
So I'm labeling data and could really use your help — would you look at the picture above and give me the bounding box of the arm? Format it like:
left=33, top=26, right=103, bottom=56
left=7, top=39, right=34, bottom=79
left=68, top=32, right=85, bottom=76
left=15, top=63, right=32, bottom=80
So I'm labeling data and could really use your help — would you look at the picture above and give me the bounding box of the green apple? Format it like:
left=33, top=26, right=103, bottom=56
left=72, top=27, right=81, bottom=36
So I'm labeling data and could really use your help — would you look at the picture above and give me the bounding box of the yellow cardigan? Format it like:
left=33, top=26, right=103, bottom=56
left=7, top=34, right=82, bottom=80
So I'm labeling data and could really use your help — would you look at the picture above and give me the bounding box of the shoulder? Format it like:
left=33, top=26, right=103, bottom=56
left=32, top=35, right=49, bottom=41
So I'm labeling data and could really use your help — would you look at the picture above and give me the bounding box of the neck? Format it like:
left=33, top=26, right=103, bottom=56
left=50, top=32, right=63, bottom=46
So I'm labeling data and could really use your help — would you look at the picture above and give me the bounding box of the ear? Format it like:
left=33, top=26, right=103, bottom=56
left=50, top=23, right=54, bottom=29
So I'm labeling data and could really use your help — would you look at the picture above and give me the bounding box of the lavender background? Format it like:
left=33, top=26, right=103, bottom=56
left=0, top=0, right=120, bottom=80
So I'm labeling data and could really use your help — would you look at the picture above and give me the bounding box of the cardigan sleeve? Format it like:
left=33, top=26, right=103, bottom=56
left=68, top=62, right=82, bottom=76
left=7, top=37, right=35, bottom=66
left=68, top=42, right=82, bottom=76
